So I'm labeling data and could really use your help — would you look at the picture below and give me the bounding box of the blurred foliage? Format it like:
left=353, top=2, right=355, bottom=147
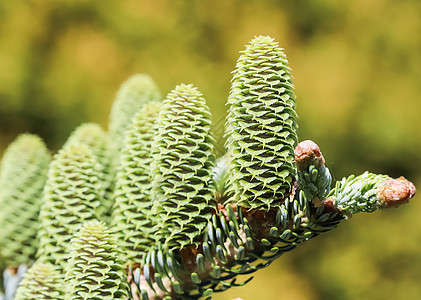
left=0, top=0, right=420, bottom=299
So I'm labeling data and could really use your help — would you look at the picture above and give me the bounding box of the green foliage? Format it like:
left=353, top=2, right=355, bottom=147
left=329, top=172, right=389, bottom=214
left=297, top=165, right=332, bottom=199
left=0, top=134, right=50, bottom=267
left=111, top=101, right=162, bottom=264
left=225, top=35, right=297, bottom=210
left=36, top=143, right=104, bottom=271
left=295, top=140, right=332, bottom=201
left=108, top=74, right=161, bottom=161
left=14, top=263, right=64, bottom=300
left=64, top=220, right=128, bottom=300
left=151, top=84, right=216, bottom=250
left=297, top=163, right=332, bottom=201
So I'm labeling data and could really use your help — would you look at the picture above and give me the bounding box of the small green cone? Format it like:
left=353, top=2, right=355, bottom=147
left=64, top=123, right=109, bottom=175
left=64, top=220, right=128, bottom=300
left=14, top=263, right=64, bottom=300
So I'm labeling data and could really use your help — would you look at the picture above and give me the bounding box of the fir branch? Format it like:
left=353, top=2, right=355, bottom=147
left=328, top=172, right=415, bottom=214
left=130, top=141, right=415, bottom=299
left=295, top=140, right=332, bottom=202
left=0, top=35, right=416, bottom=300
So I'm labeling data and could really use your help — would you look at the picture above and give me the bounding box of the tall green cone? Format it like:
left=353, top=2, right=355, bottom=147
left=151, top=84, right=216, bottom=250
left=0, top=134, right=50, bottom=268
left=14, top=263, right=64, bottom=300
left=64, top=123, right=114, bottom=217
left=64, top=220, right=128, bottom=300
left=36, top=143, right=103, bottom=272
left=225, top=35, right=298, bottom=210
left=111, top=101, right=162, bottom=264
left=108, top=74, right=161, bottom=160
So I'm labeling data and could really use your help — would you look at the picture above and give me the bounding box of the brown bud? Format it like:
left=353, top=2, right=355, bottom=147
left=322, top=198, right=338, bottom=213
left=377, top=177, right=416, bottom=208
left=294, top=140, right=325, bottom=170
left=396, top=176, right=416, bottom=196
left=218, top=203, right=237, bottom=220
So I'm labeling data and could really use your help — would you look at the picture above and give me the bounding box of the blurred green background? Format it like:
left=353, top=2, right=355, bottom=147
left=1, top=0, right=420, bottom=299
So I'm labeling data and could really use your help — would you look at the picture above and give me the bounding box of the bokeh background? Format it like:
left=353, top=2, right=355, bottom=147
left=1, top=0, right=420, bottom=299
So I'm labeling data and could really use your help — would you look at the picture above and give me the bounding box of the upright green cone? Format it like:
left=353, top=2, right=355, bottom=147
left=111, top=101, right=162, bottom=264
left=152, top=84, right=216, bottom=250
left=64, top=220, right=128, bottom=300
left=0, top=134, right=50, bottom=267
left=108, top=74, right=161, bottom=160
left=225, top=35, right=298, bottom=210
left=64, top=123, right=109, bottom=175
left=36, top=143, right=103, bottom=271
left=14, top=263, right=64, bottom=300
left=64, top=123, right=114, bottom=217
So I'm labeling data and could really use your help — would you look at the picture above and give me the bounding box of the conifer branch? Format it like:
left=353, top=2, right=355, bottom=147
left=0, top=35, right=416, bottom=300
left=129, top=139, right=415, bottom=299
left=124, top=37, right=415, bottom=299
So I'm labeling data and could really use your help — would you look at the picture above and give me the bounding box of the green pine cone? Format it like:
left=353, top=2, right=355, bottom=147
left=65, top=220, right=128, bottom=300
left=14, top=262, right=64, bottom=299
left=225, top=35, right=298, bottom=210
left=151, top=84, right=216, bottom=250
left=111, top=101, right=162, bottom=264
left=64, top=123, right=114, bottom=217
left=0, top=134, right=50, bottom=267
left=36, top=143, right=103, bottom=271
left=64, top=123, right=109, bottom=174
left=108, top=74, right=161, bottom=159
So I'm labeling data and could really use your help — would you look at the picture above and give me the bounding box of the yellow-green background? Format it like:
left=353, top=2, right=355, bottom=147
left=1, top=1, right=420, bottom=299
